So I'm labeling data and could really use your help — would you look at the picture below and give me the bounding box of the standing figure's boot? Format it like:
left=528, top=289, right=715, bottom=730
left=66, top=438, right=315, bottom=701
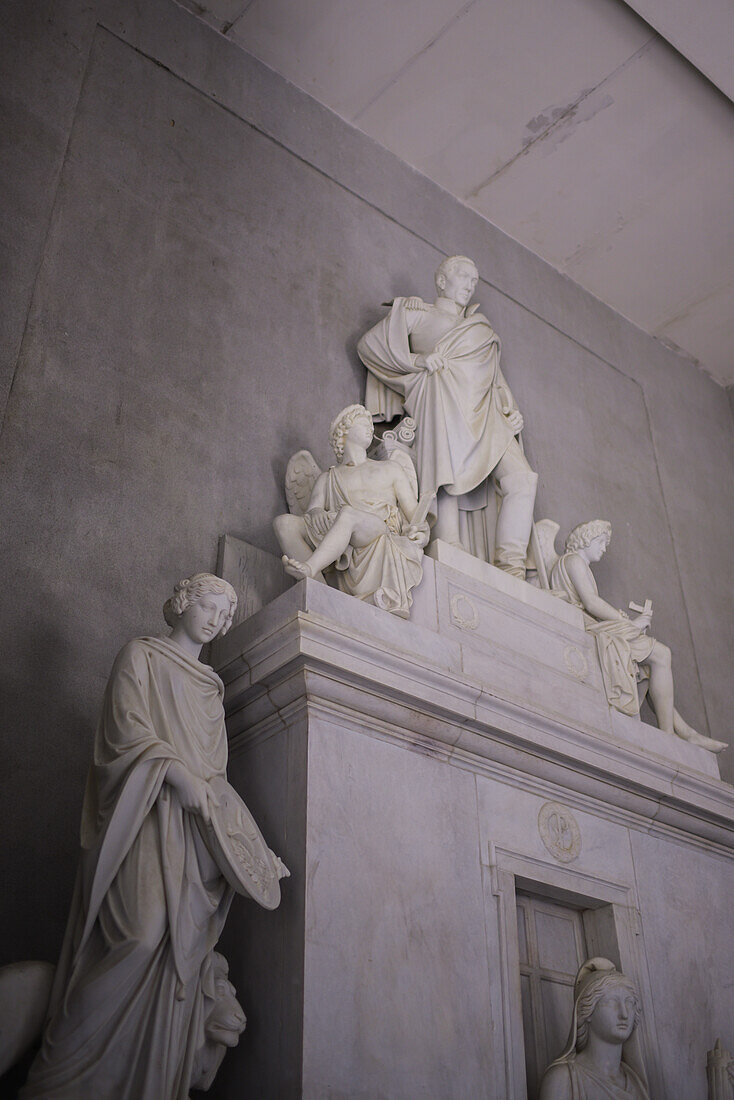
left=433, top=488, right=463, bottom=549
left=494, top=469, right=538, bottom=579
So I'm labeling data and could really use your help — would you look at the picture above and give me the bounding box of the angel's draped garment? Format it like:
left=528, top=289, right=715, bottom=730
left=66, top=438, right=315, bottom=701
left=550, top=553, right=653, bottom=716
left=304, top=463, right=423, bottom=618
left=22, top=637, right=235, bottom=1100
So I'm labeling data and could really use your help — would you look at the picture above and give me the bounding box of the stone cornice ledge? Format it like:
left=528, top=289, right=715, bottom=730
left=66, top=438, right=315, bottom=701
left=216, top=582, right=734, bottom=853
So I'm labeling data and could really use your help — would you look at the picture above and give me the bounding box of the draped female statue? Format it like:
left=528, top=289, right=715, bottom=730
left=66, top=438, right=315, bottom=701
left=22, top=573, right=287, bottom=1099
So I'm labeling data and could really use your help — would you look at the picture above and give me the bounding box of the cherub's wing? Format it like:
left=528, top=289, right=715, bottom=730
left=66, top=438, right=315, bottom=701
left=285, top=450, right=322, bottom=516
left=388, top=447, right=419, bottom=501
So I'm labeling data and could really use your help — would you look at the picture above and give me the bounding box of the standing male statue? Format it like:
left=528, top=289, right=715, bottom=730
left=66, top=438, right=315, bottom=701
left=357, top=255, right=538, bottom=578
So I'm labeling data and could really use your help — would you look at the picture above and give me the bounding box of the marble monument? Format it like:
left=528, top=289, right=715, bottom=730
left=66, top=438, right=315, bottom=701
left=21, top=573, right=288, bottom=1099
left=357, top=254, right=538, bottom=576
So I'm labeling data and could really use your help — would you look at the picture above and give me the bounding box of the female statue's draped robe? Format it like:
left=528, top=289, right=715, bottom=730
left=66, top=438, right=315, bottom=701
left=22, top=637, right=235, bottom=1100
left=544, top=1056, right=650, bottom=1099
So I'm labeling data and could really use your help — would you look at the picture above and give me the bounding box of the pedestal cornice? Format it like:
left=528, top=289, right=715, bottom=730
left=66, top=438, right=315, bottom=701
left=215, top=578, right=734, bottom=857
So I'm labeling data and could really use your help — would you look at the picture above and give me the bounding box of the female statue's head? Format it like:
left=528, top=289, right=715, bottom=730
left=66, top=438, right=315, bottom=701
left=329, top=404, right=374, bottom=460
left=540, top=958, right=649, bottom=1098
left=571, top=958, right=641, bottom=1052
left=163, top=573, right=238, bottom=641
left=565, top=520, right=612, bottom=556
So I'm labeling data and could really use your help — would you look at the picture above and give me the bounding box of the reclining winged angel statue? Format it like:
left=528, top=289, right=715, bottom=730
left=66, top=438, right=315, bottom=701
left=273, top=404, right=431, bottom=618
left=531, top=517, right=726, bottom=753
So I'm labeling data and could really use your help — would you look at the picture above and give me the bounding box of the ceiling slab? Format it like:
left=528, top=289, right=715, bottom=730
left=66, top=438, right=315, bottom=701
left=176, top=0, right=734, bottom=384
left=622, top=0, right=734, bottom=104
left=467, top=36, right=734, bottom=374
left=354, top=0, right=652, bottom=199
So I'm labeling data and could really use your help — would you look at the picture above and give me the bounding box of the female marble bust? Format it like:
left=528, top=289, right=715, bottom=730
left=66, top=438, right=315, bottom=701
left=539, top=957, right=650, bottom=1100
left=22, top=573, right=266, bottom=1099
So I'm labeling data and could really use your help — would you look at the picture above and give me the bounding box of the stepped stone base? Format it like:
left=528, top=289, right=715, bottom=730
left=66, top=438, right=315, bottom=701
left=211, top=538, right=732, bottom=1099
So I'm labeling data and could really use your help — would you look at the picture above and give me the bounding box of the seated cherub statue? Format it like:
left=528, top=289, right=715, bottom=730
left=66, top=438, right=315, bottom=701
left=549, top=519, right=726, bottom=753
left=273, top=404, right=430, bottom=618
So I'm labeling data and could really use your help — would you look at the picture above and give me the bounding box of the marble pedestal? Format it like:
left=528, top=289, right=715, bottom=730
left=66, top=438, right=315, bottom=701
left=212, top=541, right=734, bottom=1100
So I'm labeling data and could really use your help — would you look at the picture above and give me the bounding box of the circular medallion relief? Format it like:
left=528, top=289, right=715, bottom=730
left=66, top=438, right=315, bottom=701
left=538, top=801, right=582, bottom=864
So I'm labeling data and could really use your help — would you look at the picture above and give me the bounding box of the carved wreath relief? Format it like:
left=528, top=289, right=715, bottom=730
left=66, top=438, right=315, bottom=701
left=538, top=801, right=582, bottom=863
left=563, top=644, right=589, bottom=681
left=449, top=592, right=480, bottom=631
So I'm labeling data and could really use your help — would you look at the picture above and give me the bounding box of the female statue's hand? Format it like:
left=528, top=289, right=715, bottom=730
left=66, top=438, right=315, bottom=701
left=167, top=761, right=213, bottom=824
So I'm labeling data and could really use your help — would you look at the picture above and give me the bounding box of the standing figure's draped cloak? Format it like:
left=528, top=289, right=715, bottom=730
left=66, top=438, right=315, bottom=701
left=357, top=298, right=519, bottom=500
left=550, top=553, right=654, bottom=717
left=22, top=637, right=235, bottom=1100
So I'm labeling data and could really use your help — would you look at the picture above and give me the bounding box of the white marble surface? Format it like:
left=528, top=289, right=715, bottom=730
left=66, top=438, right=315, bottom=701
left=216, top=535, right=289, bottom=630
left=629, top=829, right=734, bottom=1099
left=217, top=554, right=722, bottom=793
left=216, top=568, right=733, bottom=1098
left=707, top=1039, right=734, bottom=1100
left=611, top=708, right=719, bottom=779
left=301, top=716, right=493, bottom=1098
left=428, top=539, right=583, bottom=628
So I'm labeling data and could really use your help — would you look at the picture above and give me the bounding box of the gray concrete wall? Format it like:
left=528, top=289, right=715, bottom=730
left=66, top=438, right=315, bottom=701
left=1, top=0, right=732, bottom=991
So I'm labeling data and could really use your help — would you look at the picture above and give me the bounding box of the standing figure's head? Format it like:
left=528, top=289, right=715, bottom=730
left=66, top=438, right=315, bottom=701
left=572, top=958, right=641, bottom=1051
left=540, top=957, right=649, bottom=1099
left=329, top=404, right=374, bottom=460
left=565, top=519, right=612, bottom=563
left=163, top=572, right=238, bottom=645
left=434, top=255, right=479, bottom=307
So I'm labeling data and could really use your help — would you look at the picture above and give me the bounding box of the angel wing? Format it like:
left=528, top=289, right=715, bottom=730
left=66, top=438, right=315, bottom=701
left=285, top=450, right=322, bottom=516
left=385, top=446, right=418, bottom=503
left=527, top=518, right=561, bottom=577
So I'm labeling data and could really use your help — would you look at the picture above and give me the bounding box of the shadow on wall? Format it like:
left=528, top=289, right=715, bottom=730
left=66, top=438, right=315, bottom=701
left=2, top=591, right=96, bottom=966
